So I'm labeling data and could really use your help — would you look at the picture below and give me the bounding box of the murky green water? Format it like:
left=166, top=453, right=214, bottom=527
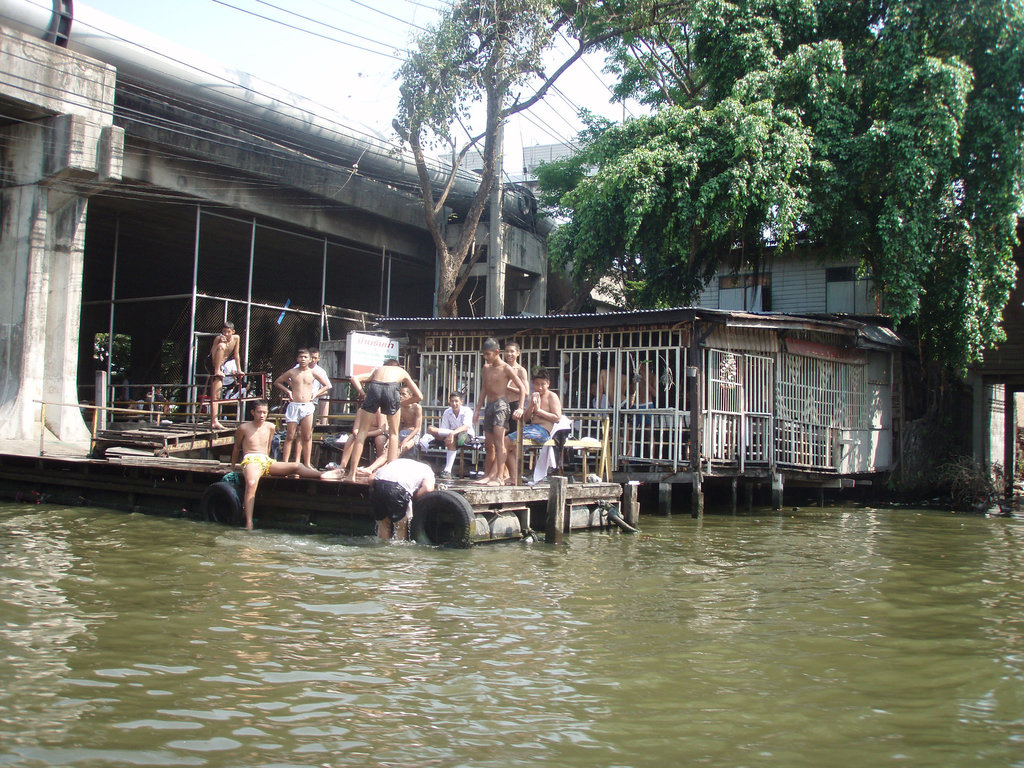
left=0, top=502, right=1022, bottom=767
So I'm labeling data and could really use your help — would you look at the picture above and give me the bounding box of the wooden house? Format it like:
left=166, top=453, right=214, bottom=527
left=376, top=308, right=906, bottom=511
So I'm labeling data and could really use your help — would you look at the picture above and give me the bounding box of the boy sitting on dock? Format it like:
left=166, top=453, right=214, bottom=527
left=343, top=359, right=423, bottom=482
left=231, top=399, right=342, bottom=530
left=474, top=337, right=524, bottom=486
left=418, top=392, right=474, bottom=478
left=274, top=348, right=332, bottom=468
left=505, top=367, right=564, bottom=485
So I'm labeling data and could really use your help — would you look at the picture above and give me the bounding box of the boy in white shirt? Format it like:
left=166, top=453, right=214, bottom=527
left=419, top=393, right=474, bottom=478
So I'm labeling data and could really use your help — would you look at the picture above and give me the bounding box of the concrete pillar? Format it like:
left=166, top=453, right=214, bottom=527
left=43, top=194, right=91, bottom=440
left=0, top=31, right=121, bottom=441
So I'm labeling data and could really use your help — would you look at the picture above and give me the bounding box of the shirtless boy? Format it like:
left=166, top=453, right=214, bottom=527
left=474, top=337, right=524, bottom=486
left=497, top=341, right=531, bottom=481
left=343, top=359, right=423, bottom=482
left=273, top=348, right=332, bottom=467
left=309, top=348, right=332, bottom=425
left=209, top=322, right=243, bottom=430
left=504, top=342, right=530, bottom=422
left=230, top=399, right=342, bottom=530
left=505, top=367, right=563, bottom=485
left=395, top=385, right=423, bottom=457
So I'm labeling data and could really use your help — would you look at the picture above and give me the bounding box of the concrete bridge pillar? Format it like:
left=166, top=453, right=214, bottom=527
left=0, top=30, right=121, bottom=441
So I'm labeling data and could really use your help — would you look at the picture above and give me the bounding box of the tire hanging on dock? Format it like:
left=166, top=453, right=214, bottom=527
left=199, top=480, right=244, bottom=526
left=411, top=490, right=474, bottom=548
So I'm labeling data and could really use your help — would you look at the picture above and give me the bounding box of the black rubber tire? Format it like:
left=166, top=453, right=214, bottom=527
left=199, top=480, right=243, bottom=526
left=411, top=490, right=475, bottom=548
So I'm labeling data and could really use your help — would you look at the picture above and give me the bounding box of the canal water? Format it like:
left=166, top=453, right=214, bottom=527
left=0, top=501, right=1022, bottom=768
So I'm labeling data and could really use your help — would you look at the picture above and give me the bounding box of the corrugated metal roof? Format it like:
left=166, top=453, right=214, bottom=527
left=375, top=308, right=908, bottom=348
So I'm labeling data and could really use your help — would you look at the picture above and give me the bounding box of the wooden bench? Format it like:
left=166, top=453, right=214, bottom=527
left=517, top=417, right=610, bottom=483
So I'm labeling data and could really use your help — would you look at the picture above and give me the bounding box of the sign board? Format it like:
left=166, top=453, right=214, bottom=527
left=784, top=338, right=866, bottom=364
left=345, top=332, right=400, bottom=377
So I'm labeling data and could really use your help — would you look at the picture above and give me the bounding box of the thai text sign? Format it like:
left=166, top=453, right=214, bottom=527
left=345, top=332, right=399, bottom=377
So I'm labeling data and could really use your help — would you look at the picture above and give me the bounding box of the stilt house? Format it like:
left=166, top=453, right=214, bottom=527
left=377, top=309, right=906, bottom=504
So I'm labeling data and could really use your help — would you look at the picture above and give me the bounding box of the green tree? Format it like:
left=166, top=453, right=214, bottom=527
left=395, top=0, right=627, bottom=317
left=539, top=0, right=1024, bottom=368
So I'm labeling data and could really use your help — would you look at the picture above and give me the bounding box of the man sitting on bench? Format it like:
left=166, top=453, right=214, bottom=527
left=505, top=367, right=564, bottom=485
left=419, top=392, right=474, bottom=479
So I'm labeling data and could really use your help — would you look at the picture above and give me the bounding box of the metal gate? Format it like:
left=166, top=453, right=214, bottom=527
left=706, top=350, right=774, bottom=469
left=557, top=330, right=688, bottom=470
left=774, top=353, right=867, bottom=470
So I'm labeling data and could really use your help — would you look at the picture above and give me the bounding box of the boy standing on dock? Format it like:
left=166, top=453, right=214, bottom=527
left=231, top=399, right=342, bottom=530
left=274, top=348, right=332, bottom=468
left=309, top=348, right=332, bottom=425
left=474, top=338, right=524, bottom=486
left=343, top=359, right=423, bottom=482
left=504, top=341, right=530, bottom=423
left=209, top=322, right=243, bottom=430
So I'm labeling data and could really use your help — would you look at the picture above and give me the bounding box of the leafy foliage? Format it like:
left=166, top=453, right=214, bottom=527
left=540, top=0, right=1024, bottom=368
left=396, top=0, right=625, bottom=317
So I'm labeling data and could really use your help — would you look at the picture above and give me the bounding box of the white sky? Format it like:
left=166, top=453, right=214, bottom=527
left=75, top=0, right=635, bottom=175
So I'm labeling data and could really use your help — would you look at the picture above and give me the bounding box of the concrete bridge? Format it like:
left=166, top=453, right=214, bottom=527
left=0, top=0, right=550, bottom=441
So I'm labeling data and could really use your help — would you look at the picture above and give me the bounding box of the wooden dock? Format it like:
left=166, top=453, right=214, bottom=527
left=0, top=447, right=633, bottom=545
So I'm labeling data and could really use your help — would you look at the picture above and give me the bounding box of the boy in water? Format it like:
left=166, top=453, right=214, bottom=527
left=209, top=322, right=243, bottom=430
left=369, top=457, right=435, bottom=540
left=230, top=399, right=342, bottom=530
left=343, top=359, right=423, bottom=482
left=474, top=337, right=524, bottom=486
left=274, top=348, right=332, bottom=467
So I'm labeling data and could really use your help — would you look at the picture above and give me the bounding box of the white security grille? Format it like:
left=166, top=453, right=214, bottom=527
left=775, top=353, right=867, bottom=469
left=417, top=334, right=546, bottom=424
left=705, top=350, right=775, bottom=468
left=557, top=331, right=688, bottom=469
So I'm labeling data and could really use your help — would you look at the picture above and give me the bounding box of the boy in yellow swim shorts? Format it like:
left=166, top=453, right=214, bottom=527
left=230, top=399, right=342, bottom=529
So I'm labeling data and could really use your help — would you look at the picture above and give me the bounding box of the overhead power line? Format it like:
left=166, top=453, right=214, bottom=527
left=209, top=0, right=404, bottom=60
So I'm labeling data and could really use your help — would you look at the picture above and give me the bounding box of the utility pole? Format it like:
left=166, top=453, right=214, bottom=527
left=486, top=120, right=505, bottom=316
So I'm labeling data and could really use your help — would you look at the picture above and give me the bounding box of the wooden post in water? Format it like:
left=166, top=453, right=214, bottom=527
left=730, top=477, right=738, bottom=514
left=691, top=480, right=704, bottom=518
left=688, top=327, right=704, bottom=518
left=772, top=472, right=784, bottom=510
left=659, top=482, right=672, bottom=515
left=545, top=475, right=568, bottom=544
left=623, top=481, right=640, bottom=528
left=744, top=482, right=754, bottom=513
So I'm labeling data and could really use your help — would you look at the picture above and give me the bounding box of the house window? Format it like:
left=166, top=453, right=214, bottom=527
left=826, top=267, right=876, bottom=313
left=719, top=274, right=771, bottom=311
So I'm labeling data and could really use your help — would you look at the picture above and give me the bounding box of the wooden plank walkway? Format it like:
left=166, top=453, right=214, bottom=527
left=91, top=422, right=237, bottom=457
